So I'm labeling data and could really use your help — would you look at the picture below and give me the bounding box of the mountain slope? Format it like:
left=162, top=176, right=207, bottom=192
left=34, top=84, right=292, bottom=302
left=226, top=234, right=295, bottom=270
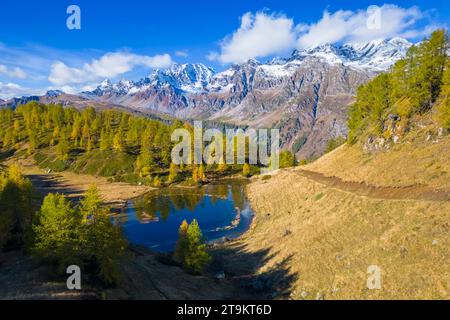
left=241, top=114, right=449, bottom=300
left=238, top=31, right=449, bottom=299
left=82, top=38, right=411, bottom=158
left=242, top=164, right=449, bottom=299
left=2, top=38, right=413, bottom=158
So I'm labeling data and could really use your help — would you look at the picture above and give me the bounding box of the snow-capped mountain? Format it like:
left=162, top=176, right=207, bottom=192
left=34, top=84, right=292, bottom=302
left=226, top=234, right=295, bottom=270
left=4, top=38, right=413, bottom=157
left=86, top=37, right=411, bottom=99
left=152, top=63, right=215, bottom=93
left=88, top=63, right=215, bottom=98
left=289, top=37, right=412, bottom=71
left=340, top=38, right=412, bottom=71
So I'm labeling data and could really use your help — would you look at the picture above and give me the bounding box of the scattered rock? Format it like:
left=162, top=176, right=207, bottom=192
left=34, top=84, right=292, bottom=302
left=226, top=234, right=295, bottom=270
left=315, top=292, right=324, bottom=300
left=388, top=114, right=400, bottom=122
left=432, top=240, right=438, bottom=246
left=392, top=135, right=400, bottom=144
left=364, top=135, right=387, bottom=152
left=400, top=246, right=408, bottom=256
left=332, top=286, right=340, bottom=294
left=335, top=254, right=345, bottom=261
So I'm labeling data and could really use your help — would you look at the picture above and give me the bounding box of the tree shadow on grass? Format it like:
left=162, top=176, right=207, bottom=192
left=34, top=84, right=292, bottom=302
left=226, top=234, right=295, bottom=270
left=208, top=243, right=297, bottom=299
left=0, top=149, right=16, bottom=162
left=26, top=174, right=85, bottom=204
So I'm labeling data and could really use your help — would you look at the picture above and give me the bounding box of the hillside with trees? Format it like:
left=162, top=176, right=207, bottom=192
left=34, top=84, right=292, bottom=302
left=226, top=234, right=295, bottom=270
left=239, top=30, right=450, bottom=300
left=348, top=29, right=449, bottom=144
left=307, top=29, right=450, bottom=189
left=0, top=103, right=296, bottom=187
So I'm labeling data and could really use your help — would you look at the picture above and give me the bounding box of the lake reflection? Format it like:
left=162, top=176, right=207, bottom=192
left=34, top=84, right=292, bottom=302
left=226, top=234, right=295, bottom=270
left=114, top=180, right=253, bottom=252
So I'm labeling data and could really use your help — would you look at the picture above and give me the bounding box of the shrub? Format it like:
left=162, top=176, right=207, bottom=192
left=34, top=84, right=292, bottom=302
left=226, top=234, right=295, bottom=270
left=324, top=137, right=346, bottom=154
left=279, top=151, right=296, bottom=168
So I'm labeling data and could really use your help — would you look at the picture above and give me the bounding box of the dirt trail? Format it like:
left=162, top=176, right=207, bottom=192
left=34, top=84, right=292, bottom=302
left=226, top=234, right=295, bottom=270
left=292, top=169, right=450, bottom=202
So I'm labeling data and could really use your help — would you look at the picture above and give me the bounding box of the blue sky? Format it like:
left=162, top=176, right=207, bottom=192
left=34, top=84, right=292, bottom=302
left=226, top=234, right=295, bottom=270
left=0, top=0, right=448, bottom=98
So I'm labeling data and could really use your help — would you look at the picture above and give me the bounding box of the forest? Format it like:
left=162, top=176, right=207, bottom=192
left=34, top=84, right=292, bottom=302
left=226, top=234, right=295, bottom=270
left=0, top=103, right=295, bottom=186
left=0, top=97, right=295, bottom=285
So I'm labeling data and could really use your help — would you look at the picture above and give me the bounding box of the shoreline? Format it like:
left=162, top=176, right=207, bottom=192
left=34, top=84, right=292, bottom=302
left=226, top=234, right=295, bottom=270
left=10, top=157, right=154, bottom=209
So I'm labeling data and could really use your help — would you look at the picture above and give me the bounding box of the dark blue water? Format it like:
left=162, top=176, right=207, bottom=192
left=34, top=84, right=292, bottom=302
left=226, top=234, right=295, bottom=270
left=114, top=180, right=253, bottom=252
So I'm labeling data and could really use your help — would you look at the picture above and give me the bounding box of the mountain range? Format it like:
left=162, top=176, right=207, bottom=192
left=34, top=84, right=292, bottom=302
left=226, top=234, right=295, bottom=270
left=0, top=38, right=412, bottom=158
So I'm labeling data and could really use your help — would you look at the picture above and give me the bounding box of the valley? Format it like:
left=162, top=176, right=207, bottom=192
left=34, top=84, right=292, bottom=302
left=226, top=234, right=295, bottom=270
left=0, top=26, right=449, bottom=301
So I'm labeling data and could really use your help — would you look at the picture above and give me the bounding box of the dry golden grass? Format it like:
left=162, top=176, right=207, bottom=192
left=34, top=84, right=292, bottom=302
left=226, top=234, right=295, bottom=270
left=305, top=125, right=450, bottom=189
left=240, top=123, right=450, bottom=299
left=241, top=170, right=450, bottom=299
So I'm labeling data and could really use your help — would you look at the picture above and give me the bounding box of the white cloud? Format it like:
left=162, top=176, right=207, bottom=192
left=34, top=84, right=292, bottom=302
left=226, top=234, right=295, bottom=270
left=49, top=52, right=174, bottom=86
left=175, top=50, right=189, bottom=58
left=297, top=5, right=428, bottom=48
left=0, top=82, right=44, bottom=99
left=210, top=5, right=437, bottom=63
left=0, top=64, right=27, bottom=79
left=209, top=12, right=297, bottom=64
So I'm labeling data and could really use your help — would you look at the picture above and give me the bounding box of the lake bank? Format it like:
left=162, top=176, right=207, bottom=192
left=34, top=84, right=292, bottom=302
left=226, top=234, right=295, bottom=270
left=11, top=157, right=154, bottom=209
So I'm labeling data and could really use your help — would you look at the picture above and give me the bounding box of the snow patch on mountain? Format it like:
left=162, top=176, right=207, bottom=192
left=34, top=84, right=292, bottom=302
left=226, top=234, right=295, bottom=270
left=85, top=37, right=413, bottom=98
left=291, top=37, right=413, bottom=71
left=150, top=63, right=215, bottom=93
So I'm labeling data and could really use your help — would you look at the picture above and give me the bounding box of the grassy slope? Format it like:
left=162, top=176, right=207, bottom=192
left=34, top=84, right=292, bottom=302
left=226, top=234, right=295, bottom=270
left=241, top=124, right=450, bottom=300
left=33, top=147, right=140, bottom=183
left=306, top=119, right=450, bottom=189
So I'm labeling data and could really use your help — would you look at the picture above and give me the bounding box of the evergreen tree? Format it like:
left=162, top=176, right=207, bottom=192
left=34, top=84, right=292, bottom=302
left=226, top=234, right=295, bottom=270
left=82, top=206, right=127, bottom=285
left=153, top=176, right=162, bottom=187
left=173, top=220, right=189, bottom=263
left=198, top=164, right=206, bottom=182
left=217, top=162, right=228, bottom=173
left=0, top=165, right=33, bottom=251
left=82, top=121, right=90, bottom=143
left=168, top=163, right=178, bottom=184
left=437, top=59, right=450, bottom=128
left=32, top=193, right=82, bottom=269
left=56, top=131, right=70, bottom=160
left=33, top=189, right=126, bottom=285
left=99, top=129, right=110, bottom=150
left=242, top=163, right=251, bottom=177
left=184, top=220, right=211, bottom=273
left=279, top=151, right=296, bottom=168
left=80, top=185, right=102, bottom=221
left=113, top=130, right=124, bottom=152
left=86, top=136, right=93, bottom=153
